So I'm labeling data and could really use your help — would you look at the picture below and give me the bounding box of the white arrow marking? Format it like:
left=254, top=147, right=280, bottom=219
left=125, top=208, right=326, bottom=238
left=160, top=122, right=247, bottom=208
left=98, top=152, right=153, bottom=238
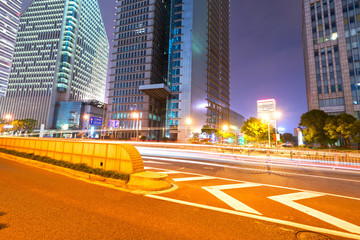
left=269, top=192, right=360, bottom=234
left=203, top=183, right=262, bottom=215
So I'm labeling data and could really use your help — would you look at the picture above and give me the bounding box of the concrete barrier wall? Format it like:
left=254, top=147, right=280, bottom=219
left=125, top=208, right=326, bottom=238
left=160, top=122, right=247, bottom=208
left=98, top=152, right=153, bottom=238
left=0, top=137, right=144, bottom=174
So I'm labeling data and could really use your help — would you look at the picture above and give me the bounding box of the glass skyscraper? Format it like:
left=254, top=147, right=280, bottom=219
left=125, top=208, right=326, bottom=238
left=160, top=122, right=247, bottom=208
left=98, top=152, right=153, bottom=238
left=0, top=0, right=109, bottom=128
left=108, top=0, right=171, bottom=140
left=303, top=0, right=360, bottom=118
left=0, top=0, right=21, bottom=97
left=108, top=0, right=230, bottom=141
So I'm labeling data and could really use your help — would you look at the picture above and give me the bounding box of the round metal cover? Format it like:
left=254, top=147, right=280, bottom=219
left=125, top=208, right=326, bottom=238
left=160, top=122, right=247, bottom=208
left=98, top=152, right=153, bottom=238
left=296, top=231, right=333, bottom=240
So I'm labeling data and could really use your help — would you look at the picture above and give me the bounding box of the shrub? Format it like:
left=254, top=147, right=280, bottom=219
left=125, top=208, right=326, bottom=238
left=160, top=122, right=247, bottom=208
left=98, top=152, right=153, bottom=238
left=0, top=147, right=130, bottom=181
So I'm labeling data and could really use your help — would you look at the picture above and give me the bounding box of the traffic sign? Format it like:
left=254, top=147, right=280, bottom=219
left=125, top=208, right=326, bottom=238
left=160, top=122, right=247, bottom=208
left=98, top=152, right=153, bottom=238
left=89, top=117, right=102, bottom=126
left=108, top=120, right=120, bottom=128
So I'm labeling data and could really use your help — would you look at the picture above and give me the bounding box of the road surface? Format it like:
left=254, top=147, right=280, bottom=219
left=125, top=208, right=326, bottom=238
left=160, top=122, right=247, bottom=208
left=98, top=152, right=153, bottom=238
left=1, top=147, right=360, bottom=239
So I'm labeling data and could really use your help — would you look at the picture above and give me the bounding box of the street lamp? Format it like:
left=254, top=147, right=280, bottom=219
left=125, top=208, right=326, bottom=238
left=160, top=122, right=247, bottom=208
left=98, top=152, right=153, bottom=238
left=82, top=114, right=90, bottom=138
left=4, top=114, right=12, bottom=122
left=274, top=111, right=282, bottom=147
left=132, top=112, right=139, bottom=141
left=261, top=115, right=271, bottom=148
left=222, top=124, right=229, bottom=132
left=185, top=117, right=192, bottom=140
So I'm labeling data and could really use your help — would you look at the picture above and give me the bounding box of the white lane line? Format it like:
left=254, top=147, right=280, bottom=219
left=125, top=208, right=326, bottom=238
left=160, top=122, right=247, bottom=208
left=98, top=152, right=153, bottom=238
left=269, top=192, right=360, bottom=234
left=143, top=156, right=360, bottom=184
left=145, top=166, right=360, bottom=201
left=159, top=171, right=181, bottom=174
left=146, top=195, right=360, bottom=240
left=143, top=160, right=171, bottom=165
left=173, top=176, right=217, bottom=182
left=203, top=183, right=262, bottom=215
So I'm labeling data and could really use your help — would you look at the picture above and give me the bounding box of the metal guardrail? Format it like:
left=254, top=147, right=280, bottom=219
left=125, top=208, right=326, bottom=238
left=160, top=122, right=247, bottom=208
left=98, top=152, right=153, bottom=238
left=115, top=142, right=360, bottom=169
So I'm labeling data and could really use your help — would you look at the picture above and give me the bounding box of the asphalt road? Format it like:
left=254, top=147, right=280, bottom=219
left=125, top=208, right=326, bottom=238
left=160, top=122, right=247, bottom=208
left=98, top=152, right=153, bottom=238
left=1, top=147, right=360, bottom=239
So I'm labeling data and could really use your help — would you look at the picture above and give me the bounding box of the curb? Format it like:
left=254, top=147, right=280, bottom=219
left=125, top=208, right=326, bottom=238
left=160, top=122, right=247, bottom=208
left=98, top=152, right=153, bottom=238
left=0, top=152, right=172, bottom=193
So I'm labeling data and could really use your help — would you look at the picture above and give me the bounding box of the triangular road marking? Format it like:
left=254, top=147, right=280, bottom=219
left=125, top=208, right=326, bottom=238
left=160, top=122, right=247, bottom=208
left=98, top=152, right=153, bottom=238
left=269, top=192, right=360, bottom=234
left=203, top=183, right=262, bottom=215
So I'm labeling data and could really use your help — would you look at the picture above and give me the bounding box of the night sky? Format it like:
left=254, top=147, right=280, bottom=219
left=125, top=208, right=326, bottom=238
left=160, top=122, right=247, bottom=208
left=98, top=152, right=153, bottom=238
left=21, top=0, right=307, bottom=133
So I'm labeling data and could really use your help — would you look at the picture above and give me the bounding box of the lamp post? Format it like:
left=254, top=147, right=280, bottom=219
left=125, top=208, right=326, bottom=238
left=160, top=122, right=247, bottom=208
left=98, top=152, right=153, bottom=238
left=261, top=114, right=271, bottom=148
left=185, top=117, right=192, bottom=141
left=4, top=114, right=12, bottom=123
left=132, top=112, right=139, bottom=141
left=222, top=124, right=229, bottom=144
left=83, top=114, right=90, bottom=138
left=274, top=111, right=282, bottom=147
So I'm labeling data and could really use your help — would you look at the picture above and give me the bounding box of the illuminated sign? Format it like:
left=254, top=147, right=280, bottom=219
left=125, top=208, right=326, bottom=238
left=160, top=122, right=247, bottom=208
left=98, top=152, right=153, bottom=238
left=89, top=117, right=102, bottom=126
left=108, top=120, right=119, bottom=128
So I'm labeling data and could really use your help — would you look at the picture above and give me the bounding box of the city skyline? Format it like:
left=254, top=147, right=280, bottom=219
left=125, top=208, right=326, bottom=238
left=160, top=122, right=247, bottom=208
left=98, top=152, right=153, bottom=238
left=0, top=0, right=22, bottom=97
left=20, top=0, right=307, bottom=133
left=1, top=0, right=109, bottom=128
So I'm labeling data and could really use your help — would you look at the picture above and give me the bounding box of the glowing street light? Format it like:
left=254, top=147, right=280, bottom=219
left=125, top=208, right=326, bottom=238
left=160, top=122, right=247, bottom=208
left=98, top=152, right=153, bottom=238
left=222, top=124, right=229, bottom=132
left=132, top=112, right=140, bottom=140
left=83, top=114, right=90, bottom=120
left=185, top=117, right=192, bottom=140
left=4, top=114, right=12, bottom=121
left=274, top=111, right=282, bottom=146
left=185, top=117, right=192, bottom=125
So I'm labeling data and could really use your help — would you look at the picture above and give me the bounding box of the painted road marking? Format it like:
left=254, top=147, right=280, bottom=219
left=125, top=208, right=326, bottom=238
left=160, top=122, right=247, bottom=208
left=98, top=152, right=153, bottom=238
left=203, top=183, right=262, bottom=215
left=173, top=176, right=217, bottom=182
left=143, top=166, right=360, bottom=238
left=147, top=194, right=360, bottom=240
left=144, top=166, right=360, bottom=201
left=143, top=156, right=360, bottom=184
left=158, top=171, right=181, bottom=174
left=269, top=192, right=360, bottom=235
left=143, top=160, right=172, bottom=165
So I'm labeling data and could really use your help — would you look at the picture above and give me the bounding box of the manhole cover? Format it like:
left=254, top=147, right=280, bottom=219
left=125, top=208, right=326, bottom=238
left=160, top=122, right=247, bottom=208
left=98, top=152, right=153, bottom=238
left=296, top=231, right=333, bottom=240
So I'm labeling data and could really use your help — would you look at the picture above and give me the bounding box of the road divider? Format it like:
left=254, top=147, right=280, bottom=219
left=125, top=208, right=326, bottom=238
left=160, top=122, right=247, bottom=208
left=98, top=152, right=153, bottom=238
left=0, top=137, right=172, bottom=192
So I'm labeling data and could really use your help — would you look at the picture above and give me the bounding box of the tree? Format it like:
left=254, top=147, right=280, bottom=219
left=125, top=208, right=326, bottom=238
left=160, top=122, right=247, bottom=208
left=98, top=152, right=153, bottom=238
left=12, top=119, right=37, bottom=133
left=241, top=117, right=271, bottom=144
left=324, top=113, right=357, bottom=147
left=281, top=133, right=295, bottom=143
left=299, top=110, right=330, bottom=146
left=201, top=125, right=219, bottom=135
left=350, top=120, right=360, bottom=147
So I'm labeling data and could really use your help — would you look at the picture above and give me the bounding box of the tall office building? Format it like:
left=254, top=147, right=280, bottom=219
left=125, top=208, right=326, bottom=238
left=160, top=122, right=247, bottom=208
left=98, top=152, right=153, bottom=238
left=257, top=99, right=277, bottom=128
left=0, top=0, right=109, bottom=128
left=108, top=0, right=171, bottom=141
left=108, top=0, right=231, bottom=141
left=0, top=0, right=21, bottom=97
left=303, top=0, right=360, bottom=118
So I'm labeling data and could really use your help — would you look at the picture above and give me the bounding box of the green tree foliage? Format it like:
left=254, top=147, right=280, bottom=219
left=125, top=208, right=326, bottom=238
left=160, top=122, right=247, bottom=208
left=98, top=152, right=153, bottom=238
left=12, top=119, right=37, bottom=133
left=241, top=117, right=271, bottom=144
left=201, top=125, right=219, bottom=135
left=281, top=133, right=295, bottom=143
left=350, top=120, right=360, bottom=146
left=324, top=114, right=357, bottom=147
left=299, top=110, right=330, bottom=145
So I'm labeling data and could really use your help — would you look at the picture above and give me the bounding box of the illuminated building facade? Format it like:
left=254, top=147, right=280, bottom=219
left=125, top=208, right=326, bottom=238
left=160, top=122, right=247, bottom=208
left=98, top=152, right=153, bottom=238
left=108, top=0, right=231, bottom=141
left=257, top=99, right=277, bottom=127
left=0, top=0, right=21, bottom=97
left=0, top=0, right=109, bottom=128
left=108, top=0, right=171, bottom=140
left=167, top=0, right=230, bottom=141
left=303, top=0, right=360, bottom=118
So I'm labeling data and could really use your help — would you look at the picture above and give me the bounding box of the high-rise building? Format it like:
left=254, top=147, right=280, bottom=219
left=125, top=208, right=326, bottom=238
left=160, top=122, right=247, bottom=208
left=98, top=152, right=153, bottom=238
left=302, top=0, right=360, bottom=117
left=108, top=0, right=171, bottom=141
left=0, top=0, right=21, bottom=97
left=0, top=0, right=109, bottom=128
left=257, top=99, right=277, bottom=127
left=108, top=0, right=231, bottom=141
